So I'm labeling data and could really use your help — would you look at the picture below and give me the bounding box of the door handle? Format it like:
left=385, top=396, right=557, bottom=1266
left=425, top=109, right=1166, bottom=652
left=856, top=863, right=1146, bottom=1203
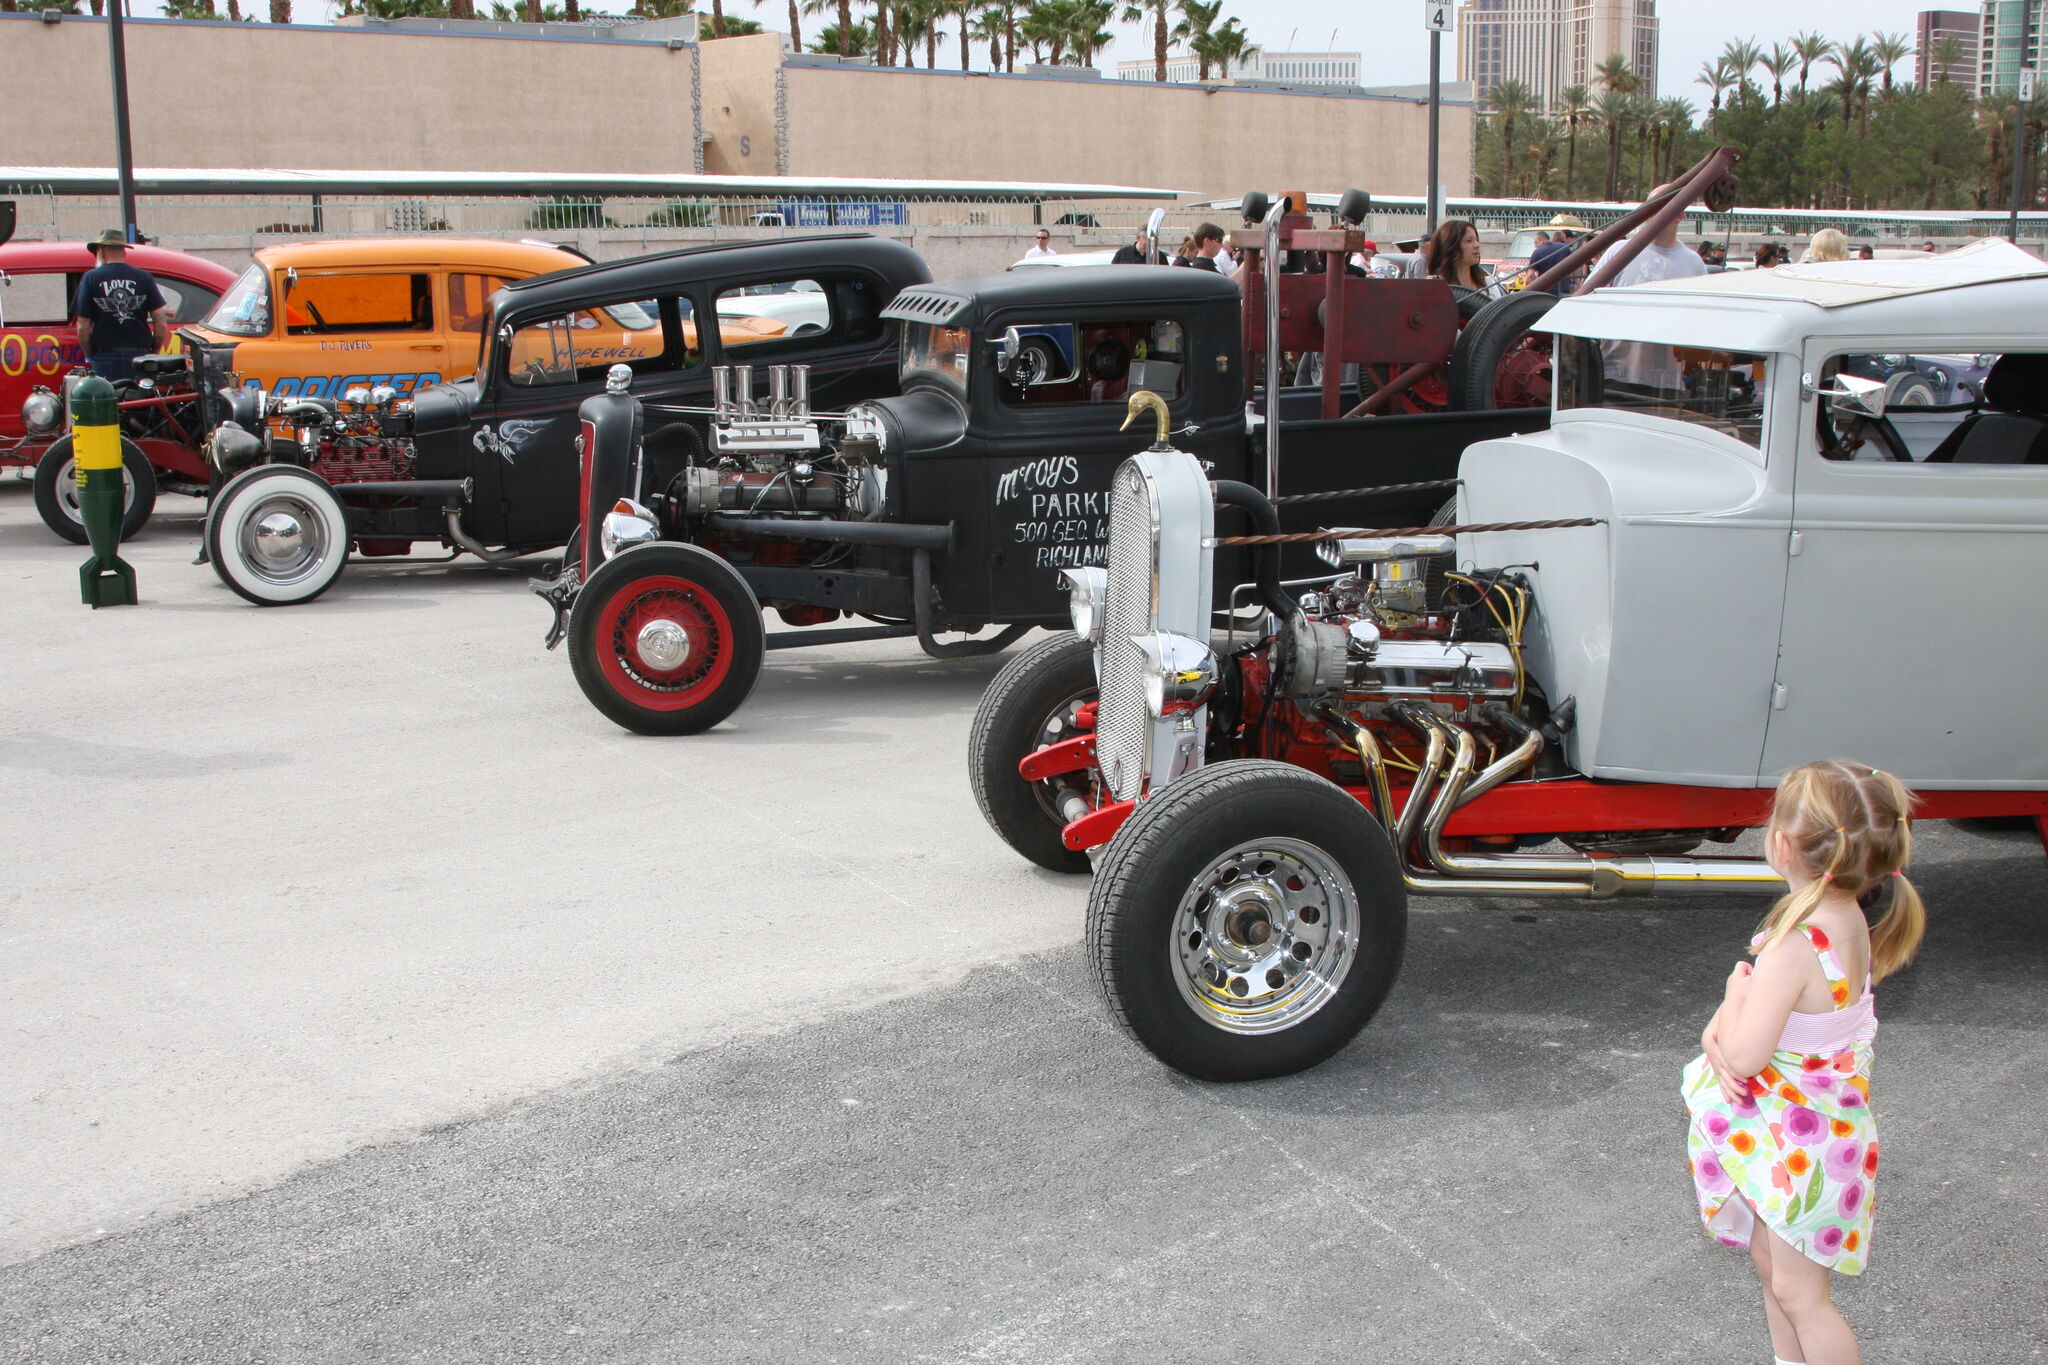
left=411, top=343, right=444, bottom=351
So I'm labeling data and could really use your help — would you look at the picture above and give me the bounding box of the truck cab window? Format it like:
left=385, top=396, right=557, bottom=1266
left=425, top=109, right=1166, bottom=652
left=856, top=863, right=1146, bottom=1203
left=502, top=296, right=693, bottom=388
left=999, top=319, right=1186, bottom=406
left=1821, top=351, right=2048, bottom=464
left=1556, top=334, right=1766, bottom=448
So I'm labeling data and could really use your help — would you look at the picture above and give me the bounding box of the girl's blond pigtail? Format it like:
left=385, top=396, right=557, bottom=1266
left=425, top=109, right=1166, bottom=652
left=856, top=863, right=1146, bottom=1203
left=1870, top=874, right=1926, bottom=980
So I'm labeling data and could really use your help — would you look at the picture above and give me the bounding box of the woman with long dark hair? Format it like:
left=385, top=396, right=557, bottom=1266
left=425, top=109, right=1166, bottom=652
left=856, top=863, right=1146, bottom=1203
left=1425, top=218, right=1492, bottom=292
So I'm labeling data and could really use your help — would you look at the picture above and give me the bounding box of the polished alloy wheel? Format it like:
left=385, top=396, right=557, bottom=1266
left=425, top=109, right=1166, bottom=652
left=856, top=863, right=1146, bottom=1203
left=1171, top=836, right=1359, bottom=1035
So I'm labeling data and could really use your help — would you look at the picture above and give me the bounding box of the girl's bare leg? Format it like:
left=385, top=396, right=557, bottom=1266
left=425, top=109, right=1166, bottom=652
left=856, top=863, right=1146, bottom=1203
left=1746, top=1222, right=1804, bottom=1363
left=1758, top=1218, right=1858, bottom=1365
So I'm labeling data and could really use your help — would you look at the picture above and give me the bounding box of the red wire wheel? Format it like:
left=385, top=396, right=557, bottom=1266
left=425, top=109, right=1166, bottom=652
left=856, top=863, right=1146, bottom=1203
left=568, top=544, right=764, bottom=735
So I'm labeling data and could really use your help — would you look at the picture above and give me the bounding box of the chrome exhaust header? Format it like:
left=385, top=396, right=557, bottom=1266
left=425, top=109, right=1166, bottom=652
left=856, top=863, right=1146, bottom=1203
left=1313, top=703, right=1782, bottom=901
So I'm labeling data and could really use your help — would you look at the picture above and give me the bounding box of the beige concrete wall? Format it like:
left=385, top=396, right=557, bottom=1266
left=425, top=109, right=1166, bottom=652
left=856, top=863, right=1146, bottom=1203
left=776, top=65, right=1474, bottom=202
left=697, top=33, right=787, bottom=176
left=2, top=15, right=699, bottom=173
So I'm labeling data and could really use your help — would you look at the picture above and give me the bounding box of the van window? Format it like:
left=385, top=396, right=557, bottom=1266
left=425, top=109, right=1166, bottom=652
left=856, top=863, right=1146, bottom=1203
left=0, top=271, right=73, bottom=325
left=998, top=319, right=1187, bottom=407
left=449, top=274, right=514, bottom=334
left=285, top=273, right=433, bottom=335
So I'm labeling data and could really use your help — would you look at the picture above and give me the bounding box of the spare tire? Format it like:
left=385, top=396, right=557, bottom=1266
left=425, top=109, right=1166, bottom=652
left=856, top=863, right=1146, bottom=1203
left=1448, top=291, right=1560, bottom=411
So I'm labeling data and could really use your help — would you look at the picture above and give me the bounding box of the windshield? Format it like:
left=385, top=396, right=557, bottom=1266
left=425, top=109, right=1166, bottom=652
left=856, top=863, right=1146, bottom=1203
left=203, top=264, right=273, bottom=338
left=903, top=322, right=970, bottom=391
left=1556, top=334, right=1768, bottom=449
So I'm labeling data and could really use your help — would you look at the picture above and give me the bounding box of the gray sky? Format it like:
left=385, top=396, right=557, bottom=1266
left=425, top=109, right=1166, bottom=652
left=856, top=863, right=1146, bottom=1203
left=120, top=0, right=1937, bottom=106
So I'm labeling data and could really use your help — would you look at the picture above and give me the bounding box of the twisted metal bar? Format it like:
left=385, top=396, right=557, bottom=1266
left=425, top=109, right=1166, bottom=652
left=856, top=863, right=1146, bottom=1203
left=1268, top=478, right=1462, bottom=505
left=1210, top=517, right=1603, bottom=547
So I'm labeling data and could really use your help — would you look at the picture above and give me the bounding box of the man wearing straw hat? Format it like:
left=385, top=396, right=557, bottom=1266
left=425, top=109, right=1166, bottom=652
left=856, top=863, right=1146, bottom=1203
left=1526, top=212, right=1587, bottom=295
left=71, top=229, right=170, bottom=383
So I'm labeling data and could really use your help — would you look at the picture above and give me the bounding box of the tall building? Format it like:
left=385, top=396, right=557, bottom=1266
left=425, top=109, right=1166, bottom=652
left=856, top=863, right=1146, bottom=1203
left=1979, top=0, right=2043, bottom=96
left=1916, top=10, right=1981, bottom=88
left=1456, top=0, right=1658, bottom=112
left=1114, top=51, right=1363, bottom=87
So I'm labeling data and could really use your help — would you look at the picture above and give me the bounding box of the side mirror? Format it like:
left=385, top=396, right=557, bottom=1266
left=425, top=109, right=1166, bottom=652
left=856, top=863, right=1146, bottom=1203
left=994, top=325, right=1024, bottom=380
left=282, top=266, right=298, bottom=296
left=1807, top=372, right=1887, bottom=419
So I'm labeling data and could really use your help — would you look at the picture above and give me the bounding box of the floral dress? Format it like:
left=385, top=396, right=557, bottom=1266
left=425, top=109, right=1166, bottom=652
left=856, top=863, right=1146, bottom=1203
left=1681, top=925, right=1881, bottom=1274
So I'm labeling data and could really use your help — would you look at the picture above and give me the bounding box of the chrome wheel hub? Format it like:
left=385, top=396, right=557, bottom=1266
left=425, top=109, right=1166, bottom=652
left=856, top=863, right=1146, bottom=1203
left=1172, top=837, right=1358, bottom=1035
left=237, top=494, right=329, bottom=585
left=636, top=618, right=692, bottom=671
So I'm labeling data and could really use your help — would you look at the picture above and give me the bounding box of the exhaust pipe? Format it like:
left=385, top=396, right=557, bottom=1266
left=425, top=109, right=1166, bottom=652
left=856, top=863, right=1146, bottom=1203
left=1317, top=703, right=1782, bottom=900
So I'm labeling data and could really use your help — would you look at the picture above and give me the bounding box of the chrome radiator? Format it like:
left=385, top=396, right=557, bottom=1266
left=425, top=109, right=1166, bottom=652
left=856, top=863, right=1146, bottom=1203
left=1092, top=448, right=1217, bottom=804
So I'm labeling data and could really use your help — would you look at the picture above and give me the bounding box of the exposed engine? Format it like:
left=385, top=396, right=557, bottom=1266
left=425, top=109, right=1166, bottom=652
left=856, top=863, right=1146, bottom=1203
left=1271, top=533, right=1530, bottom=715
left=209, top=383, right=418, bottom=482
left=657, top=364, right=886, bottom=525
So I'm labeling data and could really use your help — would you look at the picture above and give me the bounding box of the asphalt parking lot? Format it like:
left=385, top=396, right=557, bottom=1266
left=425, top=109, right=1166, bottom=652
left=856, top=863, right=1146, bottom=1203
left=2, top=482, right=2044, bottom=1364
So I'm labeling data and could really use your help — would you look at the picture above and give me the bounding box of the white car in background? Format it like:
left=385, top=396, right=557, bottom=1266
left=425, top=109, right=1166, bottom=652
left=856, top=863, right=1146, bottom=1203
left=715, top=279, right=831, bottom=336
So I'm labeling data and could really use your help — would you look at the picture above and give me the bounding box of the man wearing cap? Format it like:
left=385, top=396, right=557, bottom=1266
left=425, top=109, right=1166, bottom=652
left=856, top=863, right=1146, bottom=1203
left=1526, top=212, right=1586, bottom=294
left=72, top=229, right=170, bottom=382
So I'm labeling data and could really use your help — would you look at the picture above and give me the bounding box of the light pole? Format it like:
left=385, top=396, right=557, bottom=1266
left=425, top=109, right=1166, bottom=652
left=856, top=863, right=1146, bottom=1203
left=106, top=0, right=141, bottom=243
left=1425, top=2, right=1449, bottom=236
left=2010, top=3, right=2039, bottom=244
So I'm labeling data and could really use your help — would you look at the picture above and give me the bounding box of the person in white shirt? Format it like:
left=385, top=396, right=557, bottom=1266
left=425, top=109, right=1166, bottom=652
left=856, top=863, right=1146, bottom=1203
left=1595, top=184, right=1708, bottom=396
left=1023, top=230, right=1057, bottom=259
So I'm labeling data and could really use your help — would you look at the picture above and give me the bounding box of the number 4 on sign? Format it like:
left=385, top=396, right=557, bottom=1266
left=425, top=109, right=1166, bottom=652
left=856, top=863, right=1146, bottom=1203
left=1424, top=2, right=1450, bottom=31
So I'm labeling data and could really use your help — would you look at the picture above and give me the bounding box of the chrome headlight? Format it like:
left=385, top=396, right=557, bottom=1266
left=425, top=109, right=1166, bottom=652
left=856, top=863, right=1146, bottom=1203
left=1132, top=631, right=1219, bottom=719
left=599, top=498, right=660, bottom=560
left=20, top=388, right=62, bottom=436
left=1060, top=566, right=1107, bottom=643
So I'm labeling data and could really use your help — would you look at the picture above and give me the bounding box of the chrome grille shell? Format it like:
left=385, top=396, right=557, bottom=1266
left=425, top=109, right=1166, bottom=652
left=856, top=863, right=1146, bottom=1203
left=1099, top=462, right=1157, bottom=801
left=1093, top=448, right=1217, bottom=803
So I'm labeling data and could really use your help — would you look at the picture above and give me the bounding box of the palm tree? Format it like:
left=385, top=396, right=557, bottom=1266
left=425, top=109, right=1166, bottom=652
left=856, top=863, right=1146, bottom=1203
left=1760, top=43, right=1795, bottom=106
left=1871, top=31, right=1912, bottom=97
left=1594, top=53, right=1639, bottom=98
left=1721, top=38, right=1762, bottom=106
left=968, top=5, right=1004, bottom=67
left=1655, top=97, right=1694, bottom=182
left=1116, top=0, right=1171, bottom=79
left=806, top=18, right=871, bottom=51
left=755, top=0, right=799, bottom=50
left=1191, top=13, right=1252, bottom=81
left=1175, top=0, right=1219, bottom=77
left=1930, top=33, right=1964, bottom=86
left=1791, top=30, right=1829, bottom=97
left=1489, top=79, right=1537, bottom=195
left=1593, top=86, right=1633, bottom=199
left=1696, top=58, right=1733, bottom=114
left=1019, top=0, right=1069, bottom=64
left=1555, top=84, right=1592, bottom=197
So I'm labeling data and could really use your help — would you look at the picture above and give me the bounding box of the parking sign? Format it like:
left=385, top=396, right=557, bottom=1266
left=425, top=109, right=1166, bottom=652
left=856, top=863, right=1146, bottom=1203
left=1424, top=2, right=1450, bottom=30
left=2023, top=68, right=2037, bottom=102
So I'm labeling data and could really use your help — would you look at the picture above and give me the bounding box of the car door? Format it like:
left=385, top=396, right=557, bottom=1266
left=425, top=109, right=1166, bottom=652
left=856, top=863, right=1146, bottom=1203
left=473, top=290, right=697, bottom=547
left=0, top=268, right=79, bottom=436
left=1760, top=342, right=2048, bottom=787
left=251, top=269, right=441, bottom=401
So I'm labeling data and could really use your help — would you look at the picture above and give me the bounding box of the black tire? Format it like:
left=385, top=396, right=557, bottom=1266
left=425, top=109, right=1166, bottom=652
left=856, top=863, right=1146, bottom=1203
left=968, top=634, right=1098, bottom=874
left=31, top=435, right=157, bottom=545
left=207, top=464, right=351, bottom=605
left=567, top=542, right=764, bottom=735
left=1447, top=291, right=1560, bottom=411
left=1087, top=759, right=1408, bottom=1082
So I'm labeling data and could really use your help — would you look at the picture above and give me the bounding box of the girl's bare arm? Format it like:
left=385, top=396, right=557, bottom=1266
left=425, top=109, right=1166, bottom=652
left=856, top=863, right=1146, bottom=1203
left=1716, top=942, right=1811, bottom=1078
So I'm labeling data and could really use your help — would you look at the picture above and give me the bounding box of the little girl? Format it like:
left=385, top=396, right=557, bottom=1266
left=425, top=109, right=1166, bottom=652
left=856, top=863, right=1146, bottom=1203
left=1681, top=761, right=1926, bottom=1365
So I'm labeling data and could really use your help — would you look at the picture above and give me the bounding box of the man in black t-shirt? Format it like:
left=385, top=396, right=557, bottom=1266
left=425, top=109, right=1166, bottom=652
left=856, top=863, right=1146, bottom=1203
left=72, top=229, right=169, bottom=382
left=1172, top=222, right=1229, bottom=273
left=1111, top=229, right=1168, bottom=265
